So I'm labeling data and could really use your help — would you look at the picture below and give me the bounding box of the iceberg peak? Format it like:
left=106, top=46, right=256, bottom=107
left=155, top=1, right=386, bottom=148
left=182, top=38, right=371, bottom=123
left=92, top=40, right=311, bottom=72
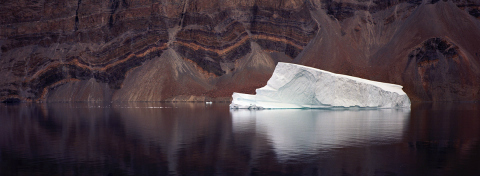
left=230, top=62, right=411, bottom=109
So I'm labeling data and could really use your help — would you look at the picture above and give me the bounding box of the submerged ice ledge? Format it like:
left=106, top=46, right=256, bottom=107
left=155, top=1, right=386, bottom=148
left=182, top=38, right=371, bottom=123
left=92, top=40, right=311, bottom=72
left=230, top=62, right=411, bottom=109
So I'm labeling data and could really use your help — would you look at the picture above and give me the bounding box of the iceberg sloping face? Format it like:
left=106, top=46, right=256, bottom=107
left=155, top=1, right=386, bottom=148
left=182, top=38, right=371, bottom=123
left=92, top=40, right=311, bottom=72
left=230, top=62, right=411, bottom=109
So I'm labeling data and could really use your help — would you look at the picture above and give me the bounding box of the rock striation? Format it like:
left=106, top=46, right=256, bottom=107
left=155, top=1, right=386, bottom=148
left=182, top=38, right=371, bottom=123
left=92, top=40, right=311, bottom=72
left=1, top=0, right=480, bottom=102
left=0, top=0, right=318, bottom=102
left=296, top=0, right=480, bottom=101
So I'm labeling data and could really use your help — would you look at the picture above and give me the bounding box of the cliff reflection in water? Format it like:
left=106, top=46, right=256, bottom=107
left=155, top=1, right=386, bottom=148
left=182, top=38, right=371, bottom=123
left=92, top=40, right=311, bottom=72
left=0, top=102, right=243, bottom=175
left=1, top=102, right=480, bottom=175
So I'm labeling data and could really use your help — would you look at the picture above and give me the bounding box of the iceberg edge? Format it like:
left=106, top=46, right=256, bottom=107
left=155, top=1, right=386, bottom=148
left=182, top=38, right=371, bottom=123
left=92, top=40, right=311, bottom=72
left=230, top=62, right=411, bottom=109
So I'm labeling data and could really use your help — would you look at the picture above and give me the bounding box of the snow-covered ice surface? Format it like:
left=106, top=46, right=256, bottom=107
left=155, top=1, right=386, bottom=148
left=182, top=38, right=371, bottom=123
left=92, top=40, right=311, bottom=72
left=230, top=62, right=411, bottom=109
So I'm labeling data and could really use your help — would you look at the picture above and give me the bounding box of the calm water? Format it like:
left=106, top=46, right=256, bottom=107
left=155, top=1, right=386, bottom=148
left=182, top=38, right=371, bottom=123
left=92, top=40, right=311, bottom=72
left=1, top=102, right=479, bottom=176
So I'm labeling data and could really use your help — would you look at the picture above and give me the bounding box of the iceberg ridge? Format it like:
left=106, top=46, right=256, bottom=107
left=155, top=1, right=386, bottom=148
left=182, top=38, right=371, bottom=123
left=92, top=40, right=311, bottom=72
left=230, top=62, right=411, bottom=109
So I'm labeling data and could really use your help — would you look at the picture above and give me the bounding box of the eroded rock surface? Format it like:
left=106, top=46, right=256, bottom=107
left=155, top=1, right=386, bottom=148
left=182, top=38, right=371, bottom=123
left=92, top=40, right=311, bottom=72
left=404, top=38, right=479, bottom=101
left=0, top=0, right=317, bottom=102
left=297, top=0, right=480, bottom=101
left=1, top=0, right=480, bottom=102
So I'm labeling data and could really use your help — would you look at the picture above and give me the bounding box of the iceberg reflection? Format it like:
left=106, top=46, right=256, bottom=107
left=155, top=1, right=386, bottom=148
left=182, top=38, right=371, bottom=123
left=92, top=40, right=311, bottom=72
left=231, top=109, right=410, bottom=161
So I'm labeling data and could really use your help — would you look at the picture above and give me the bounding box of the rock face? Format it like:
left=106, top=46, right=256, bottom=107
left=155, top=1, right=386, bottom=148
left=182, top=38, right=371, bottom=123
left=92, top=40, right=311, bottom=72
left=0, top=0, right=479, bottom=102
left=230, top=62, right=411, bottom=109
left=404, top=38, right=479, bottom=101
left=296, top=0, right=480, bottom=101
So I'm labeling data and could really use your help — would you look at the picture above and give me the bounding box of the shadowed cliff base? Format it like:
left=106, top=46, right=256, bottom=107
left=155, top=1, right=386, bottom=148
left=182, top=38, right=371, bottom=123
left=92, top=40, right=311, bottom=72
left=1, top=0, right=480, bottom=102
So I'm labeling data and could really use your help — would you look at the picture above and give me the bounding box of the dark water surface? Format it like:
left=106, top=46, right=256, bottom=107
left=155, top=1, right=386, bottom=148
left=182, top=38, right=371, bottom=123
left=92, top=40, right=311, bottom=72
left=1, top=102, right=479, bottom=176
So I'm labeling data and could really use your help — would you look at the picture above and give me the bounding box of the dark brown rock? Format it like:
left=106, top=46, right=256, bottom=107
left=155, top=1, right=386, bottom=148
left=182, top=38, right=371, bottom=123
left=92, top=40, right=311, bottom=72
left=297, top=0, right=480, bottom=102
left=1, top=0, right=480, bottom=102
left=404, top=38, right=479, bottom=101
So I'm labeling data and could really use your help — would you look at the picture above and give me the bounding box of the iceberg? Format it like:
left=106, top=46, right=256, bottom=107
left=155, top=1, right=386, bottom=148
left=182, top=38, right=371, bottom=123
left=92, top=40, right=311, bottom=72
left=230, top=62, right=411, bottom=109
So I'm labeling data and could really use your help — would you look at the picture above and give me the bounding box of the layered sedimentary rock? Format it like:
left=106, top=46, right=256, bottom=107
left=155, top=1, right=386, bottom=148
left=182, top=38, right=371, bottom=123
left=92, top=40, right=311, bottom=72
left=0, top=0, right=318, bottom=102
left=296, top=0, right=480, bottom=101
left=1, top=0, right=480, bottom=102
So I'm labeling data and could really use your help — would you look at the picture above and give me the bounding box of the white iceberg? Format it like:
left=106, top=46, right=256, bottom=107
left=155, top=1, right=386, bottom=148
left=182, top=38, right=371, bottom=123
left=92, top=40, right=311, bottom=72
left=230, top=62, right=411, bottom=109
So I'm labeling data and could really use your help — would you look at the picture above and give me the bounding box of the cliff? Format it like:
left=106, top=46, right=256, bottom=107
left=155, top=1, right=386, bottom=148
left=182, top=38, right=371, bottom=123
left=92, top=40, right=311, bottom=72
left=1, top=0, right=479, bottom=102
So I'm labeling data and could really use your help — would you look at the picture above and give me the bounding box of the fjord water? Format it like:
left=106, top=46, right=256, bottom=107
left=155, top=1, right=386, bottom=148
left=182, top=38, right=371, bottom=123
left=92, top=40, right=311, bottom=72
left=1, top=102, right=479, bottom=175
